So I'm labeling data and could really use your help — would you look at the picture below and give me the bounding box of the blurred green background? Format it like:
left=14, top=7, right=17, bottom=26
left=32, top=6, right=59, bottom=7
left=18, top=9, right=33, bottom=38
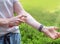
left=19, top=0, right=60, bottom=44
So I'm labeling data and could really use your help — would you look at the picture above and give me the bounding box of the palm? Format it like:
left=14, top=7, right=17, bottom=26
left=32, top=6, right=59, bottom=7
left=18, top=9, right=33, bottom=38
left=42, top=26, right=60, bottom=39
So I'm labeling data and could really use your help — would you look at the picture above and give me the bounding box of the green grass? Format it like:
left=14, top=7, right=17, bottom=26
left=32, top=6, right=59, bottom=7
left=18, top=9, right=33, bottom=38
left=19, top=0, right=60, bottom=44
left=20, top=0, right=60, bottom=12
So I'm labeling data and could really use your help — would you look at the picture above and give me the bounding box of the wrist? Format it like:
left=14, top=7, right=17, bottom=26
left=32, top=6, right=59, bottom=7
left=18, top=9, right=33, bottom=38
left=7, top=17, right=20, bottom=27
left=7, top=18, right=14, bottom=27
left=0, top=19, right=10, bottom=27
left=41, top=26, right=47, bottom=32
left=38, top=25, right=46, bottom=32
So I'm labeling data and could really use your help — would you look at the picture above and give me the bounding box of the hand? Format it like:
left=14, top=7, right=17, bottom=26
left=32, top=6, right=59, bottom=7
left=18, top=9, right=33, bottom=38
left=8, top=15, right=27, bottom=27
left=41, top=26, right=60, bottom=39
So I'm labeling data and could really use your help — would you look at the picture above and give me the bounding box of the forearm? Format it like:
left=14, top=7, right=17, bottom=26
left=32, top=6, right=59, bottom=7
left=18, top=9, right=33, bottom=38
left=19, top=11, right=43, bottom=29
left=25, top=13, right=41, bottom=29
left=14, top=1, right=44, bottom=30
left=0, top=18, right=9, bottom=26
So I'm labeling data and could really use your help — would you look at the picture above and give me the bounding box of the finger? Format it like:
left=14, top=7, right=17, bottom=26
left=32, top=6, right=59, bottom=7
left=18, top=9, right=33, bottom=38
left=21, top=17, right=27, bottom=22
left=49, top=29, right=59, bottom=39
left=18, top=15, right=27, bottom=19
left=57, top=32, right=60, bottom=38
left=44, top=26, right=59, bottom=39
left=53, top=26, right=59, bottom=30
left=45, top=29, right=58, bottom=39
left=49, top=32, right=59, bottom=40
left=19, top=20, right=26, bottom=22
left=16, top=19, right=23, bottom=22
left=47, top=33, right=56, bottom=39
left=43, top=30, right=56, bottom=39
left=15, top=21, right=20, bottom=25
left=53, top=33, right=58, bottom=39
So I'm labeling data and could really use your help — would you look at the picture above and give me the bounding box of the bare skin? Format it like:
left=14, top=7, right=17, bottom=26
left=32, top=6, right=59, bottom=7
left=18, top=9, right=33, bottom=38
left=13, top=1, right=60, bottom=39
left=0, top=0, right=60, bottom=40
left=0, top=15, right=27, bottom=27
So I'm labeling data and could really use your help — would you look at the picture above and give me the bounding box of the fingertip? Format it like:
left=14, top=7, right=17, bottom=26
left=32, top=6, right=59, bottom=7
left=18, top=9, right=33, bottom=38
left=51, top=36, right=58, bottom=40
left=57, top=32, right=60, bottom=37
left=54, top=27, right=59, bottom=30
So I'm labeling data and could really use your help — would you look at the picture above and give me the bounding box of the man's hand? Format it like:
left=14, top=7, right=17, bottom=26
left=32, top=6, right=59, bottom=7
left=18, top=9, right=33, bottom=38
left=13, top=0, right=60, bottom=39
left=8, top=15, right=27, bottom=27
left=41, top=26, right=60, bottom=39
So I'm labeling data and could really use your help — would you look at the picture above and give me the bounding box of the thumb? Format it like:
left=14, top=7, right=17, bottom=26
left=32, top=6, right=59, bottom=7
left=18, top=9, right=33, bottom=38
left=18, top=15, right=27, bottom=19
left=53, top=26, right=59, bottom=30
